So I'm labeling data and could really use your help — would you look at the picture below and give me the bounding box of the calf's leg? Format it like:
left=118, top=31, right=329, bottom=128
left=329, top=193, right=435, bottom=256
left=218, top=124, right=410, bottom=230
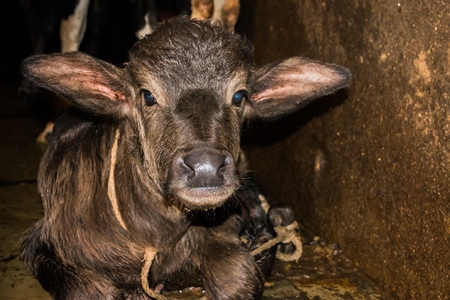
left=196, top=236, right=264, bottom=300
left=21, top=224, right=134, bottom=300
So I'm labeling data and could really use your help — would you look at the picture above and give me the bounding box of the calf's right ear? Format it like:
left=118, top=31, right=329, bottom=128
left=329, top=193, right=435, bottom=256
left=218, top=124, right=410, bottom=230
left=22, top=52, right=130, bottom=117
left=245, top=57, right=351, bottom=120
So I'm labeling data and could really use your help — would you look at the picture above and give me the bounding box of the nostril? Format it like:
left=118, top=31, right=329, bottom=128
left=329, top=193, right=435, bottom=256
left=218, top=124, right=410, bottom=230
left=179, top=157, right=195, bottom=178
left=218, top=156, right=230, bottom=175
left=181, top=152, right=228, bottom=187
left=184, top=153, right=226, bottom=174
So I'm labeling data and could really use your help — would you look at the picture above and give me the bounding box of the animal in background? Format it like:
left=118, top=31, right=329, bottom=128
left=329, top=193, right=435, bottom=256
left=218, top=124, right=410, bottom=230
left=191, top=0, right=240, bottom=31
left=21, top=18, right=351, bottom=299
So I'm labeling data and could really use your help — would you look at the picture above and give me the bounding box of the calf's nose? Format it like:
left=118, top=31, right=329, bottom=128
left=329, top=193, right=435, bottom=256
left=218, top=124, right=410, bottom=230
left=181, top=152, right=228, bottom=187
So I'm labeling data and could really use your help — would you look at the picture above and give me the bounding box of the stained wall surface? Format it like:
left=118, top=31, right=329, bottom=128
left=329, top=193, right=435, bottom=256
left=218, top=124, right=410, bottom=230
left=237, top=1, right=450, bottom=298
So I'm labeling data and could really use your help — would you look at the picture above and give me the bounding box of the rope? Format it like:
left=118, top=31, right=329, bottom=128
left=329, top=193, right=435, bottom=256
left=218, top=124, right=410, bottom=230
left=141, top=247, right=171, bottom=300
left=140, top=221, right=302, bottom=299
left=140, top=223, right=302, bottom=298
left=250, top=221, right=303, bottom=262
left=107, top=130, right=167, bottom=299
left=108, top=128, right=128, bottom=231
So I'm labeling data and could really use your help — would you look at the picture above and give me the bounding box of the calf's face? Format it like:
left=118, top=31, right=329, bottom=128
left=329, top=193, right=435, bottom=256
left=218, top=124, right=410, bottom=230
left=125, top=22, right=254, bottom=209
left=22, top=18, right=351, bottom=210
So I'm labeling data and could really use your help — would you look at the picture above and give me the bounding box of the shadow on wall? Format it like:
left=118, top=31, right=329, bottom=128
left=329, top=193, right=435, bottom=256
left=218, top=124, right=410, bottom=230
left=243, top=90, right=349, bottom=147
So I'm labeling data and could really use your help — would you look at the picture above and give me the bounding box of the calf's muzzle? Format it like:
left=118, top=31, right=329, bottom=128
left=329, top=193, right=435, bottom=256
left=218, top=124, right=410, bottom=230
left=181, top=151, right=231, bottom=188
left=170, top=146, right=238, bottom=210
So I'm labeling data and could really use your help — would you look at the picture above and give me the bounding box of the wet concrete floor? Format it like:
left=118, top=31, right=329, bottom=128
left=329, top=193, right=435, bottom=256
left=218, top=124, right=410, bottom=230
left=0, top=80, right=392, bottom=299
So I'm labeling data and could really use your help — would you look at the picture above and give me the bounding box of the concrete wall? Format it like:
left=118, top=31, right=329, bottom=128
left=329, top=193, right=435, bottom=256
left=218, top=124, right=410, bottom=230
left=237, top=1, right=450, bottom=298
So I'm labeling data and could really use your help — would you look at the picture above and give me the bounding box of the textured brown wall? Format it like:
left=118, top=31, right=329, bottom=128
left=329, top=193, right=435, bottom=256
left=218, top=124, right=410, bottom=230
left=237, top=1, right=450, bottom=299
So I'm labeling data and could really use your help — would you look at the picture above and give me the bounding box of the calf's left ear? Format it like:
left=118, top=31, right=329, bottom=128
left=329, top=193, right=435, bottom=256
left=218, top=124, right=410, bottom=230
left=22, top=52, right=130, bottom=117
left=245, top=57, right=351, bottom=120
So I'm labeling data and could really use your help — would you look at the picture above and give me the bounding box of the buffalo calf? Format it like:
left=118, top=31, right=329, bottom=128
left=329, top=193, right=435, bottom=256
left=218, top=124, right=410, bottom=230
left=21, top=17, right=351, bottom=299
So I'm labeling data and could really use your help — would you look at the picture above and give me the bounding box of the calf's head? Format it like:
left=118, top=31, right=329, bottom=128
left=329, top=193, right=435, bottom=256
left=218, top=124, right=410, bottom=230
left=22, top=18, right=351, bottom=210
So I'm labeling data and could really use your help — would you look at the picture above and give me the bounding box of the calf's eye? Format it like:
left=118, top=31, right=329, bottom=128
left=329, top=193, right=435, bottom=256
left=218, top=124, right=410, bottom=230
left=232, top=90, right=248, bottom=107
left=141, top=89, right=157, bottom=106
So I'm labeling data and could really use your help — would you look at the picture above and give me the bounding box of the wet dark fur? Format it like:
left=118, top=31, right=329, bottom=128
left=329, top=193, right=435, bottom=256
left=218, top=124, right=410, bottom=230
left=20, top=17, right=351, bottom=300
left=23, top=110, right=272, bottom=299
